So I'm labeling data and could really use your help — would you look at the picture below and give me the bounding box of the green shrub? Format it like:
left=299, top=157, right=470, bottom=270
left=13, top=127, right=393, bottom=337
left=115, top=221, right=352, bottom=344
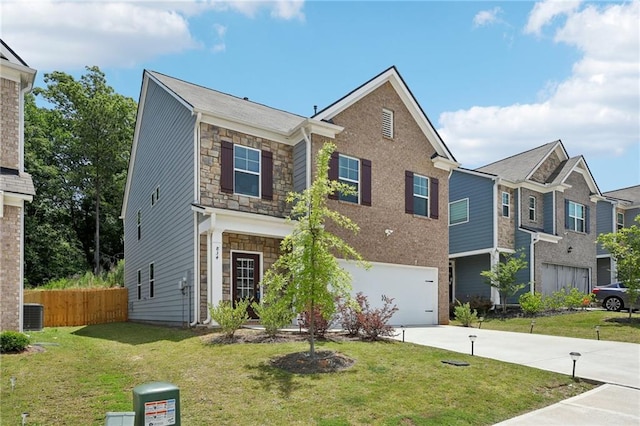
left=0, top=331, right=30, bottom=353
left=519, top=292, right=543, bottom=316
left=564, top=287, right=586, bottom=310
left=454, top=301, right=478, bottom=327
left=252, top=300, right=295, bottom=337
left=468, top=295, right=493, bottom=316
left=543, top=289, right=566, bottom=311
left=208, top=299, right=250, bottom=338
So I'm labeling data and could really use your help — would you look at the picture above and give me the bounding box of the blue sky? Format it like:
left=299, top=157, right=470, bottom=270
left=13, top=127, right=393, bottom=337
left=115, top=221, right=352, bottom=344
left=2, top=0, right=638, bottom=192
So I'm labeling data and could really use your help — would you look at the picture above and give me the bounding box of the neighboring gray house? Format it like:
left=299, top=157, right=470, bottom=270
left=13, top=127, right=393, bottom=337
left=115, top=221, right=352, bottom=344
left=121, top=67, right=459, bottom=327
left=0, top=39, right=36, bottom=332
left=449, top=140, right=603, bottom=306
left=596, top=185, right=640, bottom=286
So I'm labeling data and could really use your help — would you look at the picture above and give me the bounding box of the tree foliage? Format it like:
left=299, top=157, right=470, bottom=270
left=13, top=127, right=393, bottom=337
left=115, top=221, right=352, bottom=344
left=24, top=66, right=136, bottom=283
left=597, top=215, right=640, bottom=318
left=481, top=251, right=528, bottom=314
left=260, top=142, right=368, bottom=358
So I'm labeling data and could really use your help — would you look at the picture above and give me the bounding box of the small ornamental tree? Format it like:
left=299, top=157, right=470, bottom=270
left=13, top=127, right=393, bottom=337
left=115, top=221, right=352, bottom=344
left=261, top=142, right=368, bottom=359
left=597, top=215, right=640, bottom=319
left=480, top=251, right=528, bottom=314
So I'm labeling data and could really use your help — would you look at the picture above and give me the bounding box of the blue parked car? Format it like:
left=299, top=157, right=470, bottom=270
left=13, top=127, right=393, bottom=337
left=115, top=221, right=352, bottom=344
left=592, top=282, right=639, bottom=311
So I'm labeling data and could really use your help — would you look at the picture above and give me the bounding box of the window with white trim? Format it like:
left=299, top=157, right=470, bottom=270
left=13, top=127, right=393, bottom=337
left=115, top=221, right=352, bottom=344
left=617, top=212, right=624, bottom=230
left=137, top=209, right=141, bottom=240
left=502, top=192, right=510, bottom=217
left=449, top=198, right=469, bottom=225
left=413, top=174, right=429, bottom=217
left=149, top=263, right=155, bottom=298
left=382, top=108, right=394, bottom=138
left=568, top=201, right=585, bottom=232
left=136, top=269, right=142, bottom=300
left=234, top=145, right=260, bottom=197
left=528, top=196, right=536, bottom=221
left=338, top=154, right=359, bottom=203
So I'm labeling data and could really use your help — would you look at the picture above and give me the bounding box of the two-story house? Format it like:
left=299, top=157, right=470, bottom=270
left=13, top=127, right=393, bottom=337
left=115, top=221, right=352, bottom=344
left=0, top=39, right=36, bottom=332
left=449, top=140, right=602, bottom=306
left=121, top=66, right=458, bottom=327
left=596, top=185, right=640, bottom=285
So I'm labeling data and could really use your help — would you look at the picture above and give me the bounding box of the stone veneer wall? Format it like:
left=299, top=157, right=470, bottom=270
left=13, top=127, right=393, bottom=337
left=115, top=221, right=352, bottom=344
left=530, top=151, right=562, bottom=184
left=497, top=185, right=515, bottom=249
left=1, top=78, right=20, bottom=169
left=199, top=123, right=293, bottom=218
left=1, top=206, right=22, bottom=331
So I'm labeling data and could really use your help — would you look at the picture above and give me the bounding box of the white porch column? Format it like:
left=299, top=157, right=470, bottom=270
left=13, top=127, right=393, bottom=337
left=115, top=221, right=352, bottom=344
left=490, top=250, right=501, bottom=306
left=211, top=229, right=224, bottom=315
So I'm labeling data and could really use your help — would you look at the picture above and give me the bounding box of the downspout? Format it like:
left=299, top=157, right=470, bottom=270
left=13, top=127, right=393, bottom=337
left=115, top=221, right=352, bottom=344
left=191, top=112, right=202, bottom=326
left=19, top=83, right=31, bottom=332
left=530, top=233, right=540, bottom=294
left=301, top=127, right=312, bottom=189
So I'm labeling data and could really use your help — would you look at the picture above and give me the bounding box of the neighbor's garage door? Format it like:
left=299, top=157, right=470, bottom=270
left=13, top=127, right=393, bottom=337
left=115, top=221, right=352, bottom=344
left=339, top=260, right=438, bottom=326
left=541, top=263, right=590, bottom=295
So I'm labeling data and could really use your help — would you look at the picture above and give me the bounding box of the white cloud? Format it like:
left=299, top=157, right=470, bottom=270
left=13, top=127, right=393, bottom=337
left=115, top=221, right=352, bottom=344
left=0, top=0, right=305, bottom=70
left=439, top=0, right=639, bottom=168
left=524, top=0, right=582, bottom=35
left=211, top=23, right=227, bottom=53
left=473, top=7, right=503, bottom=28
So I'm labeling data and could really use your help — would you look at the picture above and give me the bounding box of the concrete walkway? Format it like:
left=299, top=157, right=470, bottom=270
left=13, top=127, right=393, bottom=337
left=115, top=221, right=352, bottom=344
left=392, top=326, right=640, bottom=425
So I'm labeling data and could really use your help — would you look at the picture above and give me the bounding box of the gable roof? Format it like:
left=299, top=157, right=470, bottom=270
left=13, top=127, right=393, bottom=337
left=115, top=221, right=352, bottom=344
left=148, top=71, right=306, bottom=135
left=603, top=185, right=640, bottom=205
left=0, top=39, right=36, bottom=87
left=313, top=66, right=457, bottom=163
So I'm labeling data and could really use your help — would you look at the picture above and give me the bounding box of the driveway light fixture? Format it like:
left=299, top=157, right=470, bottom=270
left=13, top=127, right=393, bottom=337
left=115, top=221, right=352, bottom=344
left=570, top=352, right=581, bottom=379
left=530, top=320, right=535, bottom=334
left=478, top=317, right=484, bottom=329
left=469, top=335, right=477, bottom=356
left=595, top=326, right=600, bottom=340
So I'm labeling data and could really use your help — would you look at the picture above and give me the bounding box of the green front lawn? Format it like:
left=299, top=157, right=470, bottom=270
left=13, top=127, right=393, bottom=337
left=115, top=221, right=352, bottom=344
left=452, top=310, right=640, bottom=344
left=1, top=323, right=594, bottom=425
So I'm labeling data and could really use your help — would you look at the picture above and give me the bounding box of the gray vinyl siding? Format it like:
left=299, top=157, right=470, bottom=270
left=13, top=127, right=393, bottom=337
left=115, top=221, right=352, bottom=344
left=543, top=192, right=554, bottom=234
left=596, top=200, right=614, bottom=255
left=449, top=170, right=494, bottom=254
left=124, top=78, right=196, bottom=325
left=293, top=140, right=307, bottom=193
left=625, top=207, right=640, bottom=227
left=453, top=254, right=491, bottom=302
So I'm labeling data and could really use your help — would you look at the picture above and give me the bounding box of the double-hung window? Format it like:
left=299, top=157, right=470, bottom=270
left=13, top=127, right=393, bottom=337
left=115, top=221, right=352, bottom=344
left=449, top=198, right=469, bottom=225
left=502, top=192, right=510, bottom=217
left=412, top=174, right=429, bottom=217
left=568, top=201, right=585, bottom=232
left=137, top=209, right=141, bottom=240
left=528, top=196, right=536, bottom=221
left=617, top=212, right=624, bottom=230
left=148, top=263, right=155, bottom=298
left=234, top=145, right=261, bottom=197
left=136, top=269, right=142, bottom=300
left=338, top=154, right=360, bottom=204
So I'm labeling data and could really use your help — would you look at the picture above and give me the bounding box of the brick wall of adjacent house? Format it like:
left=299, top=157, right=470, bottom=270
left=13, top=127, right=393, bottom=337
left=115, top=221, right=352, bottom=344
left=497, top=185, right=515, bottom=249
left=310, top=81, right=451, bottom=324
left=1, top=78, right=20, bottom=169
left=1, top=205, right=22, bottom=331
left=530, top=151, right=562, bottom=184
left=200, top=123, right=293, bottom=217
left=533, top=171, right=597, bottom=292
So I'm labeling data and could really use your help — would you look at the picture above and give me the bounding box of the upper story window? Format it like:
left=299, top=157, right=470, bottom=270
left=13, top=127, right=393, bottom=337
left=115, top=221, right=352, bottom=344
left=449, top=198, right=469, bottom=225
left=149, top=263, right=155, bottom=298
left=382, top=108, right=394, bottom=138
left=502, top=192, right=510, bottom=217
left=221, top=141, right=273, bottom=201
left=137, top=209, right=141, bottom=240
left=412, top=174, right=429, bottom=217
left=136, top=269, right=142, bottom=300
left=568, top=201, right=585, bottom=232
left=528, top=196, right=536, bottom=221
left=617, top=212, right=624, bottom=230
left=234, top=145, right=261, bottom=197
left=338, top=154, right=360, bottom=204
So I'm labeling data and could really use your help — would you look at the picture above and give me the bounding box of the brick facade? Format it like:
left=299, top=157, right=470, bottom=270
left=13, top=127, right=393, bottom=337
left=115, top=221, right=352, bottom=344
left=1, top=78, right=20, bottom=169
left=0, top=206, right=22, bottom=331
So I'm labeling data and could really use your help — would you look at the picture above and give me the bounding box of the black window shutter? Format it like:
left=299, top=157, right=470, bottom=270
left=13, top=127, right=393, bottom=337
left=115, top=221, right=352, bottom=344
left=405, top=171, right=414, bottom=214
left=585, top=205, right=590, bottom=233
left=361, top=159, right=372, bottom=206
left=564, top=199, right=570, bottom=229
left=221, top=141, right=234, bottom=193
left=329, top=151, right=339, bottom=200
left=430, top=177, right=439, bottom=219
left=261, top=150, right=273, bottom=200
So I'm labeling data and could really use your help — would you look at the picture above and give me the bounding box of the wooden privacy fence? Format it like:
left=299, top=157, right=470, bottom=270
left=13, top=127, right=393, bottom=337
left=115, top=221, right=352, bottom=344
left=24, top=288, right=128, bottom=327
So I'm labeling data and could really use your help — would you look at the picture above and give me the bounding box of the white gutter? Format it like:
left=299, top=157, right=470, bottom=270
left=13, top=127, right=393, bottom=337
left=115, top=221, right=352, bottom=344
left=190, top=112, right=202, bottom=326
left=301, top=127, right=312, bottom=189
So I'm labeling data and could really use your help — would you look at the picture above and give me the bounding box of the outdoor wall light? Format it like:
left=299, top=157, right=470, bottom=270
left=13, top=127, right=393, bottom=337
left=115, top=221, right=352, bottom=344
left=595, top=325, right=600, bottom=340
left=569, top=352, right=581, bottom=379
left=478, top=317, right=484, bottom=329
left=567, top=246, right=573, bottom=253
left=530, top=320, right=536, bottom=334
left=468, top=335, right=477, bottom=356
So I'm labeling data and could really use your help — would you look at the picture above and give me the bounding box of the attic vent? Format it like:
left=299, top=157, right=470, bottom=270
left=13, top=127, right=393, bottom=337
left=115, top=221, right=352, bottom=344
left=382, top=108, right=393, bottom=138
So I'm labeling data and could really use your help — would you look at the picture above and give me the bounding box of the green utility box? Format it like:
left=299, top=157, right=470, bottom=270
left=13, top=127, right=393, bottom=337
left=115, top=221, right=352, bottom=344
left=132, top=382, right=180, bottom=426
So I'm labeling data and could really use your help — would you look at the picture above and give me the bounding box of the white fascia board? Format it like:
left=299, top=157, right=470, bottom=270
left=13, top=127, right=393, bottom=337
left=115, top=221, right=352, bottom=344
left=2, top=191, right=32, bottom=205
left=432, top=156, right=460, bottom=172
left=449, top=248, right=494, bottom=259
left=290, top=119, right=344, bottom=140
left=519, top=227, right=562, bottom=243
left=0, top=60, right=36, bottom=86
left=496, top=247, right=517, bottom=254
left=198, top=112, right=300, bottom=146
left=455, top=168, right=497, bottom=180
left=193, top=206, right=295, bottom=239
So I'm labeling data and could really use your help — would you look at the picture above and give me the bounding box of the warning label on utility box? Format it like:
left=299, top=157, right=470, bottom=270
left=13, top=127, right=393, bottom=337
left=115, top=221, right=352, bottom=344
left=144, top=398, right=176, bottom=426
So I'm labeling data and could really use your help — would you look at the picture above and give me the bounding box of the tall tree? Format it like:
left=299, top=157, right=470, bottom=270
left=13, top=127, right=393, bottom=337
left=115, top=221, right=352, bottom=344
left=481, top=251, right=528, bottom=314
left=32, top=67, right=136, bottom=275
left=261, top=142, right=368, bottom=359
left=597, top=215, right=640, bottom=319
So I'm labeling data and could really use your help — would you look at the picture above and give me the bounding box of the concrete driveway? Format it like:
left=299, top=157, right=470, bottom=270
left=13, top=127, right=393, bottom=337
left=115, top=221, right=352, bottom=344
left=392, top=325, right=640, bottom=425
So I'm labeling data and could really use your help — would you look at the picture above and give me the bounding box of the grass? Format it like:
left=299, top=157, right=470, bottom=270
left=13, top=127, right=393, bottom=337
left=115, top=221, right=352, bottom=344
left=452, top=310, right=640, bottom=344
left=0, top=323, right=596, bottom=425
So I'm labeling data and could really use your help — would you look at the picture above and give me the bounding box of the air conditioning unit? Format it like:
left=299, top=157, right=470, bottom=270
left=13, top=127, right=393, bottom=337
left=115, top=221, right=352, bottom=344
left=23, top=303, right=44, bottom=331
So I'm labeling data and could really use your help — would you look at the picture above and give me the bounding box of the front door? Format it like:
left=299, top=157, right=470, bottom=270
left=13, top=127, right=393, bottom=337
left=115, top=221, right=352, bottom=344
left=232, top=252, right=260, bottom=319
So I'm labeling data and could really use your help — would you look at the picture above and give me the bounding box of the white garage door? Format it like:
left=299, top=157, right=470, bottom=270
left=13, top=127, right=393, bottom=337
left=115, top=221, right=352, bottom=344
left=541, top=263, right=590, bottom=295
left=338, top=260, right=438, bottom=326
